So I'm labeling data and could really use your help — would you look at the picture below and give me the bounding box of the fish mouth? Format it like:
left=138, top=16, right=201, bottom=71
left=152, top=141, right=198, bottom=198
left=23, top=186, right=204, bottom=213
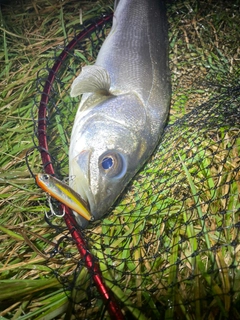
left=69, top=150, right=94, bottom=223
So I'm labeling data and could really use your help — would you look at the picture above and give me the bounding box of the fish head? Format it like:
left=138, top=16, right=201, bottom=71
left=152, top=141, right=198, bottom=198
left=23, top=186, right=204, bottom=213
left=69, top=93, right=150, bottom=227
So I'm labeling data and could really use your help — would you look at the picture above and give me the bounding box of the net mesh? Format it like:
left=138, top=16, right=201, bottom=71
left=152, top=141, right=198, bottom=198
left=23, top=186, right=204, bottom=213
left=32, top=10, right=240, bottom=320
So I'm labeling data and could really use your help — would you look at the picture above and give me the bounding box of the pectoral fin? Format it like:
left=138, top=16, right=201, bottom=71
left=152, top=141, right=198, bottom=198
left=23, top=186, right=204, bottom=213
left=70, top=65, right=111, bottom=97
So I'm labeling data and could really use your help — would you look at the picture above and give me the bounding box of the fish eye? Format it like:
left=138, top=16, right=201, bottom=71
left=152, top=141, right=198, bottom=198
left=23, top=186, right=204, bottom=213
left=42, top=174, right=49, bottom=181
left=99, top=152, right=126, bottom=178
left=102, top=157, right=113, bottom=170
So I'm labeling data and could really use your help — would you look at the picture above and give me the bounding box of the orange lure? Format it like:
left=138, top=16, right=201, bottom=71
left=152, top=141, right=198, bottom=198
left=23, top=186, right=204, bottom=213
left=36, top=174, right=92, bottom=221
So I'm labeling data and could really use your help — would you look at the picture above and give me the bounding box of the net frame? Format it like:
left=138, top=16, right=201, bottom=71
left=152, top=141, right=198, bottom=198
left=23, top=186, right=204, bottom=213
left=34, top=13, right=125, bottom=320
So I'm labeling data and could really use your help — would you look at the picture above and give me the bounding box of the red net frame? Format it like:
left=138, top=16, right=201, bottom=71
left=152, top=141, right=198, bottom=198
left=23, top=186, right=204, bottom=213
left=36, top=13, right=124, bottom=320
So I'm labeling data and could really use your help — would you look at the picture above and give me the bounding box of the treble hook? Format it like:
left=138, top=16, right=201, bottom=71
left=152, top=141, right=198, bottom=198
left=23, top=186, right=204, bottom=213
left=46, top=194, right=65, bottom=218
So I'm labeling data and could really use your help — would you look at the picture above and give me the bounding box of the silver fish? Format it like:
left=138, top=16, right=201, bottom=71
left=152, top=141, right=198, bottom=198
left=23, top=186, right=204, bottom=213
left=69, top=0, right=171, bottom=227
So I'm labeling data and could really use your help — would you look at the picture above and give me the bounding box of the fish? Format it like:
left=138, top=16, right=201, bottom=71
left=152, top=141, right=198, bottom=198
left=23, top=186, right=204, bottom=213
left=36, top=174, right=92, bottom=221
left=69, top=0, right=171, bottom=227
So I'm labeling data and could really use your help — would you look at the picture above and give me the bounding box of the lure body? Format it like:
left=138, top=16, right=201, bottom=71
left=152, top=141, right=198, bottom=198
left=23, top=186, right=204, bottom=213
left=36, top=174, right=92, bottom=221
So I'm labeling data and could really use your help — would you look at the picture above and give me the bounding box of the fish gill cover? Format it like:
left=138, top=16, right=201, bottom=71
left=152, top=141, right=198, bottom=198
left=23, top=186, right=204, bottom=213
left=1, top=0, right=239, bottom=319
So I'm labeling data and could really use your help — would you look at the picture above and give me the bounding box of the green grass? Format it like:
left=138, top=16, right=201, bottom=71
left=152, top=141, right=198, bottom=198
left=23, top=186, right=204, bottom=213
left=0, top=0, right=240, bottom=319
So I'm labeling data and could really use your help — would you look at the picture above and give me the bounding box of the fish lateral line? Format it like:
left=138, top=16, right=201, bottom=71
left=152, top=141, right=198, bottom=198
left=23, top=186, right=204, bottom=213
left=35, top=174, right=93, bottom=221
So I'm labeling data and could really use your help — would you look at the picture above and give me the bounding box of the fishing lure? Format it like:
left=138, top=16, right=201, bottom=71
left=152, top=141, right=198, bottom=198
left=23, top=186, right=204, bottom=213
left=36, top=173, right=92, bottom=221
